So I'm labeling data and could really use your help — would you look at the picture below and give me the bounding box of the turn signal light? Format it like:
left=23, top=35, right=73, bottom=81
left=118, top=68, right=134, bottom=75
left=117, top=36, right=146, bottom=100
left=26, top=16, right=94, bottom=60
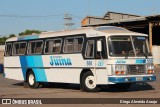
left=115, top=71, right=125, bottom=75
left=148, top=70, right=154, bottom=74
left=121, top=71, right=125, bottom=74
left=115, top=71, right=119, bottom=74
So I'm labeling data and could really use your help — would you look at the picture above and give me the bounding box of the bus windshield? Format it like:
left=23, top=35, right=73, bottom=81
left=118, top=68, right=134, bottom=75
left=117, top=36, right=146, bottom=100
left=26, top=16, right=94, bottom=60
left=132, top=36, right=151, bottom=56
left=108, top=36, right=151, bottom=57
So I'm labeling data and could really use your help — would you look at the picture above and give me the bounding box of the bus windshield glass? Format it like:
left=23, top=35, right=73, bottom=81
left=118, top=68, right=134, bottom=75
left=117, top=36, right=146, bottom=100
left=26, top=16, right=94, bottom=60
left=132, top=36, right=151, bottom=56
left=108, top=36, right=151, bottom=57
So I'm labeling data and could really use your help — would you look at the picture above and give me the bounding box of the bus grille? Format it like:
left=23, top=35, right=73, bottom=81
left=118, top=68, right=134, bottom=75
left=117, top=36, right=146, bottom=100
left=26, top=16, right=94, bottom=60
left=127, top=65, right=146, bottom=74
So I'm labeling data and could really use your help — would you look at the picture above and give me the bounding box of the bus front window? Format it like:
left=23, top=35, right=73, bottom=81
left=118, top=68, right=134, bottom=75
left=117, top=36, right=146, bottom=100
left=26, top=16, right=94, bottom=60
left=108, top=36, right=134, bottom=56
left=108, top=36, right=152, bottom=57
left=133, top=36, right=152, bottom=56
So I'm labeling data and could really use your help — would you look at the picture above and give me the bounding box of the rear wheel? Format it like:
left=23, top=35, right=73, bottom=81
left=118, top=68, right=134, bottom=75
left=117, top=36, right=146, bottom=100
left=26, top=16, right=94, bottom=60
left=81, top=72, right=100, bottom=92
left=27, top=71, right=40, bottom=88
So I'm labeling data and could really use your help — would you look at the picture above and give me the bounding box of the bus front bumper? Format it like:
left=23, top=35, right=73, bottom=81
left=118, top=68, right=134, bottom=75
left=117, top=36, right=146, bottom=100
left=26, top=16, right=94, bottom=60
left=108, top=75, right=156, bottom=83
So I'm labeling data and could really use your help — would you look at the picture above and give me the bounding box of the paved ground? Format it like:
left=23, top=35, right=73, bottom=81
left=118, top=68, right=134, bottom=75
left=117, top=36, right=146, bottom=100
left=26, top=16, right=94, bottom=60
left=0, top=67, right=160, bottom=107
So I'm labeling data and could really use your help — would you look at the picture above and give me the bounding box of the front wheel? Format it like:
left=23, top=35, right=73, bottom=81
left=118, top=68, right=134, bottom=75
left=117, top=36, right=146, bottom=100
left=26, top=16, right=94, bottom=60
left=27, top=71, right=40, bottom=88
left=81, top=72, right=100, bottom=92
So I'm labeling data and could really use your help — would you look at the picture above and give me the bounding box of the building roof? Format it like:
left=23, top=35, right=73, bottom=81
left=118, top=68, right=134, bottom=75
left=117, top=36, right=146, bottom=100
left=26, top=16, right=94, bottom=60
left=81, top=11, right=160, bottom=27
left=103, top=11, right=141, bottom=19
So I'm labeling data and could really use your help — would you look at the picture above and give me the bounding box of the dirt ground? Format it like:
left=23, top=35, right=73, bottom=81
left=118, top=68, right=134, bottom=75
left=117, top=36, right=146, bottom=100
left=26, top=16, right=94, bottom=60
left=0, top=67, right=159, bottom=107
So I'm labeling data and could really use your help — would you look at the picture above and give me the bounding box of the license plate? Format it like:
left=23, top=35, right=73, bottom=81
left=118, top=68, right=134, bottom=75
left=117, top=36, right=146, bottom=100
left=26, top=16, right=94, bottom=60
left=136, top=77, right=143, bottom=81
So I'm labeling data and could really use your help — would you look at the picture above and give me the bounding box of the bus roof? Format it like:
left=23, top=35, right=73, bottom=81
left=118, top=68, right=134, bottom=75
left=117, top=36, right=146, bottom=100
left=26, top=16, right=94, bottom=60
left=6, top=26, right=147, bottom=42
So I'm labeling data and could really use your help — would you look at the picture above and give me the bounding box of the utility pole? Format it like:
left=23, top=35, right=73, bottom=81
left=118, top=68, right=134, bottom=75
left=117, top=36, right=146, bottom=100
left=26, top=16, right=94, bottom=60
left=63, top=13, right=75, bottom=30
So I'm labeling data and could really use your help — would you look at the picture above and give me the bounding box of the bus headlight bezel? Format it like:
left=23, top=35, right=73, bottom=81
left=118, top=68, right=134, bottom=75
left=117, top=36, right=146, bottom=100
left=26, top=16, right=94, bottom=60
left=115, top=65, right=127, bottom=75
left=147, top=64, right=154, bottom=74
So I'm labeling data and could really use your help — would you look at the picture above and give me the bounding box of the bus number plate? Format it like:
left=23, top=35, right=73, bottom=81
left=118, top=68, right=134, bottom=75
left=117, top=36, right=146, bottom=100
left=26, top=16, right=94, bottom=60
left=136, top=77, right=143, bottom=81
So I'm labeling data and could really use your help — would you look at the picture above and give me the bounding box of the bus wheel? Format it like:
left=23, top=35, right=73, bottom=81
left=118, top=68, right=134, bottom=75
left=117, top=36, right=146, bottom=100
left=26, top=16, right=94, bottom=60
left=27, top=71, right=40, bottom=88
left=81, top=72, right=99, bottom=92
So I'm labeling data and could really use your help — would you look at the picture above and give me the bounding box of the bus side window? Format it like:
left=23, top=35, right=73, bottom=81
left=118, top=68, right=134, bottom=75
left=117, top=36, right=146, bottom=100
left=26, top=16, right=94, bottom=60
left=35, top=41, right=43, bottom=53
left=13, top=43, right=19, bottom=55
left=5, top=43, right=12, bottom=56
left=85, top=40, right=94, bottom=58
left=45, top=40, right=52, bottom=54
left=13, top=42, right=26, bottom=55
left=64, top=38, right=74, bottom=53
left=44, top=39, right=62, bottom=54
left=74, top=37, right=83, bottom=52
left=63, top=37, right=84, bottom=53
left=52, top=39, right=62, bottom=53
left=28, top=41, right=43, bottom=54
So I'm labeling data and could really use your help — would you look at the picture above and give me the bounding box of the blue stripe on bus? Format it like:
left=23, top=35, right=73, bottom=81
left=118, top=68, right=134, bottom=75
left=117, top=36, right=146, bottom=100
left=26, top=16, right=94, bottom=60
left=17, top=35, right=39, bottom=41
left=28, top=56, right=47, bottom=82
left=19, top=56, right=47, bottom=82
left=19, top=56, right=28, bottom=80
left=18, top=35, right=47, bottom=82
left=108, top=76, right=156, bottom=83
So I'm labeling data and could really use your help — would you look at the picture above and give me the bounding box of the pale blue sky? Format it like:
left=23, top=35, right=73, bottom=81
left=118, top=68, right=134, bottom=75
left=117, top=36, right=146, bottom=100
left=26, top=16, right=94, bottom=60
left=0, top=0, right=160, bottom=36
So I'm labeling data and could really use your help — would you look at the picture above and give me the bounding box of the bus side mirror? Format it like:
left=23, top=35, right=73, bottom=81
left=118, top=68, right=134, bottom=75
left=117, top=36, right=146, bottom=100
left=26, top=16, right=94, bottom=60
left=97, top=40, right=102, bottom=52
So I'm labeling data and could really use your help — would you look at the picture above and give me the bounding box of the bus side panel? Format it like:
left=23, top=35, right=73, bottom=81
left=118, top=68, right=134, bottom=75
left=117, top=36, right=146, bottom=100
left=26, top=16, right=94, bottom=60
left=4, top=56, right=24, bottom=80
left=44, top=69, right=81, bottom=83
left=96, top=69, right=108, bottom=84
left=4, top=68, right=24, bottom=80
left=42, top=54, right=88, bottom=84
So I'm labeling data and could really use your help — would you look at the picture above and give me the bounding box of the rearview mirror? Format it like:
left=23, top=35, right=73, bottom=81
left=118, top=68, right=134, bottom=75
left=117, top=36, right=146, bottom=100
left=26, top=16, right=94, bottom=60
left=97, top=40, right=102, bottom=52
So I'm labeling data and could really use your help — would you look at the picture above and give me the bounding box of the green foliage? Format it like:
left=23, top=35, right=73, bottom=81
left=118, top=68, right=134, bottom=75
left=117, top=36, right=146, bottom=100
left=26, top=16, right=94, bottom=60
left=0, top=37, right=7, bottom=45
left=19, top=30, right=41, bottom=36
left=0, top=30, right=42, bottom=45
left=9, top=34, right=16, bottom=38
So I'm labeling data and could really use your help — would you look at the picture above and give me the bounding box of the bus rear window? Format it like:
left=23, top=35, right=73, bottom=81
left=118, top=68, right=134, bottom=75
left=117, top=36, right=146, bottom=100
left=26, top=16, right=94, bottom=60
left=5, top=43, right=12, bottom=56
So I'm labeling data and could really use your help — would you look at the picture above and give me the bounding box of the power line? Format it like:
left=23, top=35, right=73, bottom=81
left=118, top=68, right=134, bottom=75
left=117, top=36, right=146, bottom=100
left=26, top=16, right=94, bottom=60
left=0, top=14, right=64, bottom=18
left=70, top=14, right=84, bottom=19
left=0, top=14, right=84, bottom=19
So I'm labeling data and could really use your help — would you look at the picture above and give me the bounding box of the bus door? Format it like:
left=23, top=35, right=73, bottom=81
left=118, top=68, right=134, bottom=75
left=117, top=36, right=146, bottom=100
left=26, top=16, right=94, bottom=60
left=85, top=37, right=107, bottom=72
left=95, top=37, right=107, bottom=70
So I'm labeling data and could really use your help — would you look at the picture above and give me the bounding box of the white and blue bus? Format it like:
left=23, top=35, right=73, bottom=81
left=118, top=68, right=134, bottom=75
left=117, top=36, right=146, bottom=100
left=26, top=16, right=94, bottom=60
left=4, top=26, right=156, bottom=92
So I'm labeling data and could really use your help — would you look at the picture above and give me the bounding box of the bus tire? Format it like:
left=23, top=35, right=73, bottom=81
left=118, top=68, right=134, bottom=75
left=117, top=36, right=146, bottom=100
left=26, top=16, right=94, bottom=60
left=81, top=72, right=100, bottom=92
left=27, top=71, right=40, bottom=88
left=23, top=81, right=29, bottom=88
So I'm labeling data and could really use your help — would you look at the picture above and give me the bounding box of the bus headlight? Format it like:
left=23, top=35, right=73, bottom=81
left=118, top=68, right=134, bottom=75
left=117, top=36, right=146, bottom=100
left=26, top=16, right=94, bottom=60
left=115, top=65, right=126, bottom=75
left=147, top=64, right=154, bottom=74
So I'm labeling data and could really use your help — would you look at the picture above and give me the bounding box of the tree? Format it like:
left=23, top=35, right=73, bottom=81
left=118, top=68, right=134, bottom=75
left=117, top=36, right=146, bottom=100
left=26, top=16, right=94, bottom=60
left=19, top=30, right=41, bottom=36
left=0, top=29, right=42, bottom=45
left=0, top=37, right=7, bottom=45
left=0, top=34, right=16, bottom=45
left=9, top=34, right=16, bottom=38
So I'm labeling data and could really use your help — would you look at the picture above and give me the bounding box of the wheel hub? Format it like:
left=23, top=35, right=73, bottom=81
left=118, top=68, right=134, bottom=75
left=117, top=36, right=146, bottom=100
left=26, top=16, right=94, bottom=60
left=85, top=75, right=96, bottom=89
left=89, top=80, right=93, bottom=84
left=29, top=74, right=34, bottom=85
